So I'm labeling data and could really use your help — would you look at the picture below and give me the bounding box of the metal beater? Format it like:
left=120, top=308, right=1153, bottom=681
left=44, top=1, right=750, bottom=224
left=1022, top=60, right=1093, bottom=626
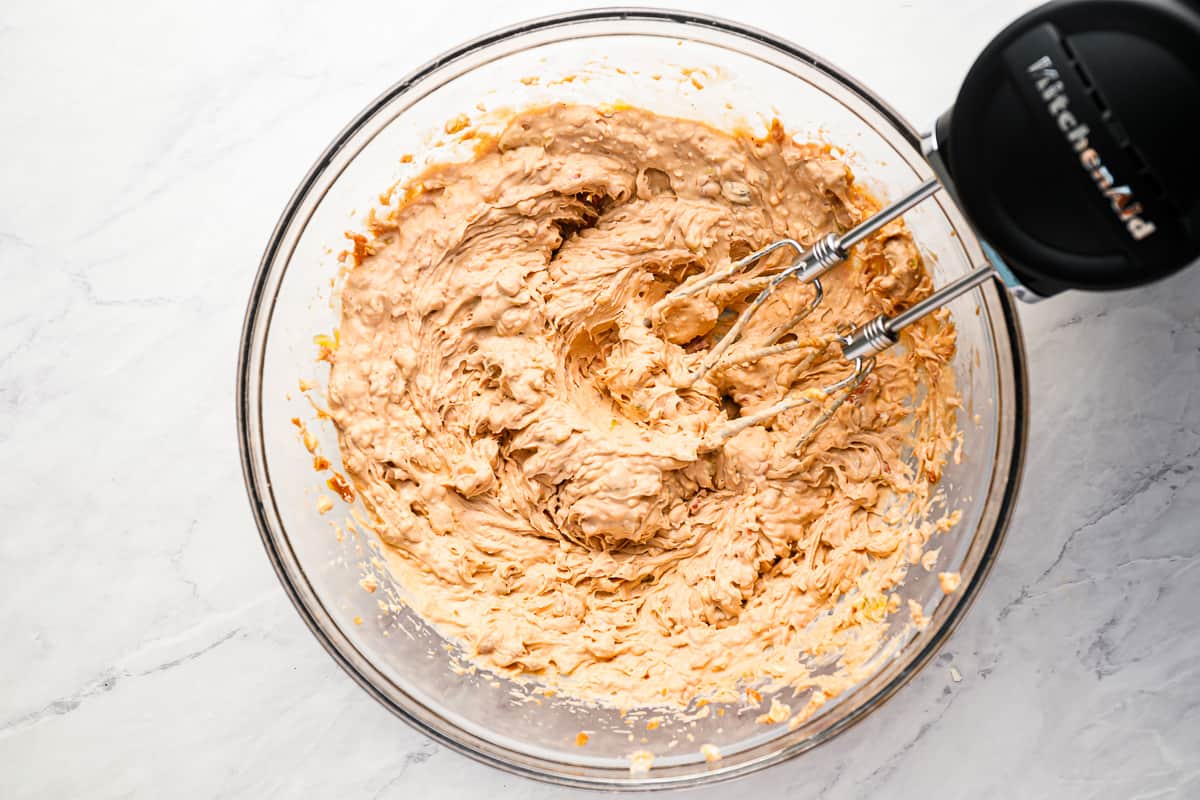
left=653, top=178, right=952, bottom=445
left=658, top=178, right=995, bottom=447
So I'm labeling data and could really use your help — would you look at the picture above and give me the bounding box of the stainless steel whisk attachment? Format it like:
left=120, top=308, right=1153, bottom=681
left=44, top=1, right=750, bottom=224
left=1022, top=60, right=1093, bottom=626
left=662, top=177, right=942, bottom=387
left=701, top=348, right=875, bottom=450
left=657, top=176, right=975, bottom=448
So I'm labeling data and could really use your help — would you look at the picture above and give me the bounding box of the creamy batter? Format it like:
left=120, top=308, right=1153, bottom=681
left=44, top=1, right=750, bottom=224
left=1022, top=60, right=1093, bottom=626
left=327, top=105, right=959, bottom=710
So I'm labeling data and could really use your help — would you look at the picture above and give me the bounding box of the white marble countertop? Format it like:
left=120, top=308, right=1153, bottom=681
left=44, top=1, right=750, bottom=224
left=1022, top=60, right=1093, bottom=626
left=4, top=0, right=1198, bottom=796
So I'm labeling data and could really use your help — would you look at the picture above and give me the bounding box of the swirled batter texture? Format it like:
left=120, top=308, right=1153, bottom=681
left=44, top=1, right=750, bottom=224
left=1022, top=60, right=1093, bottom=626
left=329, top=105, right=958, bottom=709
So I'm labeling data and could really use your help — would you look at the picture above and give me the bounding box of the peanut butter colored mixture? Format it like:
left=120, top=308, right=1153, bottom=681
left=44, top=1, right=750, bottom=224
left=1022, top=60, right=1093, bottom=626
left=328, top=105, right=959, bottom=710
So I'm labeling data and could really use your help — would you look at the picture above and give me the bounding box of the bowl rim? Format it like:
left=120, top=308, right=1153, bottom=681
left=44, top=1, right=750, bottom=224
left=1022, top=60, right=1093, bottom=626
left=236, top=6, right=1029, bottom=790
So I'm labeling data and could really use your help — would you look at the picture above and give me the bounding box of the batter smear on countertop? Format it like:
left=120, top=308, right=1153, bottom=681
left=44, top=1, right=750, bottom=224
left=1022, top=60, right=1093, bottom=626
left=328, top=104, right=959, bottom=710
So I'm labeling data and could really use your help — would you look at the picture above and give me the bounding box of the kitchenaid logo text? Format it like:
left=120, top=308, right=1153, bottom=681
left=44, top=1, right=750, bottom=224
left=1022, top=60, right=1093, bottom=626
left=1027, top=54, right=1157, bottom=240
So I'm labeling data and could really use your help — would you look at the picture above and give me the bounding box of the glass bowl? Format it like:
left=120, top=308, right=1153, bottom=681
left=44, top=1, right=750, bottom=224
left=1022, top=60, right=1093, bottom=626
left=237, top=9, right=1027, bottom=790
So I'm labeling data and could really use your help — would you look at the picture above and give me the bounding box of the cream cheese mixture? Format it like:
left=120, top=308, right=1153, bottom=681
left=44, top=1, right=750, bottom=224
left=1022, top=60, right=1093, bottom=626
left=327, top=105, right=959, bottom=711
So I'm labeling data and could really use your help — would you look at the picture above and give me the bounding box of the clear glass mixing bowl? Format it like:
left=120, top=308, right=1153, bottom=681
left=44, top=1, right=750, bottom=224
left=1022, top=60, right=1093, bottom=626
left=237, top=9, right=1027, bottom=790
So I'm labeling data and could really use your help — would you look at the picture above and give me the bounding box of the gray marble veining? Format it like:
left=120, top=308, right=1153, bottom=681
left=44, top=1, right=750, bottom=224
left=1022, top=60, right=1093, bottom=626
left=3, top=0, right=1197, bottom=797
